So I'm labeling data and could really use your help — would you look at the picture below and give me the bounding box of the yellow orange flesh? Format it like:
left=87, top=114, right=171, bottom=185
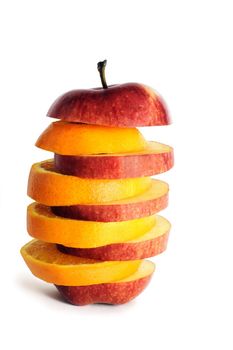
left=125, top=215, right=170, bottom=244
left=20, top=240, right=141, bottom=286
left=75, top=141, right=173, bottom=158
left=27, top=203, right=157, bottom=248
left=92, top=179, right=169, bottom=207
left=118, top=260, right=155, bottom=283
left=35, top=121, right=147, bottom=155
left=27, top=160, right=151, bottom=206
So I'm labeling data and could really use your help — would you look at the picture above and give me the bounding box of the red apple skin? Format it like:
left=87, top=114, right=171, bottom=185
left=47, top=83, right=170, bottom=127
left=55, top=275, right=152, bottom=305
left=57, top=232, right=169, bottom=261
left=54, top=149, right=174, bottom=179
left=51, top=193, right=168, bottom=222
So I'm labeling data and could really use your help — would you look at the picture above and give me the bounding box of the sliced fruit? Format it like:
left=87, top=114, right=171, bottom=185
left=20, top=240, right=141, bottom=286
left=58, top=215, right=170, bottom=260
left=35, top=121, right=147, bottom=155
left=27, top=160, right=151, bottom=206
left=52, top=179, right=168, bottom=221
left=47, top=83, right=170, bottom=127
left=27, top=203, right=156, bottom=248
left=54, top=141, right=174, bottom=178
left=55, top=260, right=155, bottom=305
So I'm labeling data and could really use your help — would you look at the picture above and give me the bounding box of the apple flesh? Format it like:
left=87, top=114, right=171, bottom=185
left=55, top=260, right=154, bottom=305
left=54, top=141, right=174, bottom=179
left=52, top=179, right=169, bottom=222
left=47, top=83, right=170, bottom=127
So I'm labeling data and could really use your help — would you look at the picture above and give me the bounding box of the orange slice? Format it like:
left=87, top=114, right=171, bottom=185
left=58, top=215, right=170, bottom=260
left=115, top=259, right=155, bottom=282
left=27, top=202, right=157, bottom=248
left=20, top=240, right=141, bottom=286
left=35, top=121, right=147, bottom=155
left=27, top=160, right=151, bottom=206
left=52, top=179, right=169, bottom=221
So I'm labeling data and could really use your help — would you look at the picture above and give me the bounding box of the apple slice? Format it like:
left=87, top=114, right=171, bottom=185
left=55, top=260, right=155, bottom=305
left=48, top=61, right=170, bottom=128
left=27, top=160, right=151, bottom=206
left=58, top=215, right=170, bottom=260
left=47, top=83, right=170, bottom=127
left=20, top=240, right=141, bottom=286
left=54, top=141, right=174, bottom=179
left=52, top=179, right=168, bottom=221
left=36, top=121, right=147, bottom=155
left=27, top=202, right=156, bottom=248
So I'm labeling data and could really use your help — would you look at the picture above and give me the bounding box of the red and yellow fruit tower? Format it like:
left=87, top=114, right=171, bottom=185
left=21, top=61, right=174, bottom=305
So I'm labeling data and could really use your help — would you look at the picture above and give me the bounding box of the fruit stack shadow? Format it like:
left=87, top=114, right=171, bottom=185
left=20, top=74, right=173, bottom=305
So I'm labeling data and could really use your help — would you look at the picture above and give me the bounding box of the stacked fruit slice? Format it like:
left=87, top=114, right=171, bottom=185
left=21, top=61, right=173, bottom=305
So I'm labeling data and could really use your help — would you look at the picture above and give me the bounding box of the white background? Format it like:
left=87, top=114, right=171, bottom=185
left=0, top=0, right=232, bottom=349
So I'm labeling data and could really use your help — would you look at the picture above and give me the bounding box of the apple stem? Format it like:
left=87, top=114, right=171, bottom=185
left=97, top=60, right=108, bottom=89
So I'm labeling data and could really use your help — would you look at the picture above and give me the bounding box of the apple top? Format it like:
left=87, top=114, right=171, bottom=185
left=47, top=61, right=171, bottom=127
